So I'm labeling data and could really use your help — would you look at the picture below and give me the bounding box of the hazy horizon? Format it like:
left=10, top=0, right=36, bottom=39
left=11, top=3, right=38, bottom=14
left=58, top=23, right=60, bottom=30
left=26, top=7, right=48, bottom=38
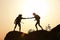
left=0, top=0, right=60, bottom=40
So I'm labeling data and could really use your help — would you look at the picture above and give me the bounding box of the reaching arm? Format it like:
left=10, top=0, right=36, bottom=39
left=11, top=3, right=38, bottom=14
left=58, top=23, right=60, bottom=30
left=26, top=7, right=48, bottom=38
left=22, top=17, right=34, bottom=19
left=29, top=17, right=35, bottom=19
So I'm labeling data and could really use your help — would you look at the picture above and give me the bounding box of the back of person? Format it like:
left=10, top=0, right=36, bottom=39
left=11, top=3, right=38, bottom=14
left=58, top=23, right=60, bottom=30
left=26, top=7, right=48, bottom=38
left=15, top=16, right=22, bottom=24
left=34, top=15, right=40, bottom=20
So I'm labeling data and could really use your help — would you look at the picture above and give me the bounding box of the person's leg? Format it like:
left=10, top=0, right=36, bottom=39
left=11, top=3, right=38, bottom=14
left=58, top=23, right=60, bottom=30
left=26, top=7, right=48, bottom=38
left=38, top=24, right=43, bottom=30
left=18, top=23, right=21, bottom=32
left=14, top=24, right=17, bottom=31
left=38, top=22, right=43, bottom=30
left=35, top=22, right=38, bottom=31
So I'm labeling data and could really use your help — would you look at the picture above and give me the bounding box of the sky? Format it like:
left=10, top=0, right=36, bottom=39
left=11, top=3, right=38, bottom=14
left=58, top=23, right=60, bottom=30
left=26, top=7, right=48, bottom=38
left=0, top=0, right=60, bottom=40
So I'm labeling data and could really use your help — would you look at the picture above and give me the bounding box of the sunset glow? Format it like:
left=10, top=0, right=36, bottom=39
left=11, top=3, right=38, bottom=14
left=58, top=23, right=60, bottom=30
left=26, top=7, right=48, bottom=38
left=21, top=0, right=49, bottom=18
left=0, top=0, right=60, bottom=40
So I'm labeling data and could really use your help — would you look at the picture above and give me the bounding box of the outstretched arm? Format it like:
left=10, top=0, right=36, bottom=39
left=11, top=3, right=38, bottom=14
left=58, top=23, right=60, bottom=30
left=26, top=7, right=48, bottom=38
left=22, top=17, right=34, bottom=19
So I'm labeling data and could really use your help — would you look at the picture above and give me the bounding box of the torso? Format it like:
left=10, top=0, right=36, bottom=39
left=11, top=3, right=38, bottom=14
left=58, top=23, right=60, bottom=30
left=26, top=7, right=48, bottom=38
left=34, top=15, right=40, bottom=20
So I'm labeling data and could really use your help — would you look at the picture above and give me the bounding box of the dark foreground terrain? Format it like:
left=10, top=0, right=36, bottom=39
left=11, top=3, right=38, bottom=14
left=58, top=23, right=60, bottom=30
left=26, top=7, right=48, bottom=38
left=4, top=24, right=60, bottom=40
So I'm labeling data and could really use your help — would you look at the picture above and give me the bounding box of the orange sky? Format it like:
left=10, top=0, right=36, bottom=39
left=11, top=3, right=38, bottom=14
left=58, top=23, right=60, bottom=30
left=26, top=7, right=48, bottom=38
left=0, top=0, right=60, bottom=40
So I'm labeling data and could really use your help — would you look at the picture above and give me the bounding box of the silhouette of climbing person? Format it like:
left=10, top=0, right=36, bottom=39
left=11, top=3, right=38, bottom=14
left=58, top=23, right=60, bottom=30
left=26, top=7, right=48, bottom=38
left=33, top=13, right=43, bottom=30
left=14, top=14, right=29, bottom=32
left=30, top=13, right=43, bottom=30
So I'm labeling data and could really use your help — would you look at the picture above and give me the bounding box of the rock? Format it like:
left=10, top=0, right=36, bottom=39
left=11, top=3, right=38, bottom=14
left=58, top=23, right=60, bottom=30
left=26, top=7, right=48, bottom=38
left=4, top=31, right=26, bottom=40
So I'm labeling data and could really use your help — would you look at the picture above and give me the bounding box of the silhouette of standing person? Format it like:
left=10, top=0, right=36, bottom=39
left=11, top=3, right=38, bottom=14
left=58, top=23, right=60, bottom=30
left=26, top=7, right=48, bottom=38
left=31, top=13, right=43, bottom=30
left=14, top=14, right=29, bottom=32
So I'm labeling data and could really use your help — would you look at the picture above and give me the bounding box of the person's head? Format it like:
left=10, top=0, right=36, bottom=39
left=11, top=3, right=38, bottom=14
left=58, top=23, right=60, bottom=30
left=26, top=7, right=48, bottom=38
left=18, top=14, right=22, bottom=17
left=33, top=13, right=36, bottom=16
